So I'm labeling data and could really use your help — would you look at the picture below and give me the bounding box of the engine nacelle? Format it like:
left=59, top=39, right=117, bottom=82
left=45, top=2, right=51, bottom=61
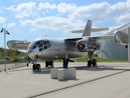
left=76, top=39, right=100, bottom=52
left=76, top=41, right=86, bottom=52
left=114, top=31, right=128, bottom=45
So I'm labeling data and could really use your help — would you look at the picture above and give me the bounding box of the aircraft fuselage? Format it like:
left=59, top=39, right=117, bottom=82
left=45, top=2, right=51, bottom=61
left=28, top=38, right=87, bottom=61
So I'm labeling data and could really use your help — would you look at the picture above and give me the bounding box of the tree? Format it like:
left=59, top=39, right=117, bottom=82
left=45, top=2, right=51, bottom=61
left=0, top=51, right=2, bottom=57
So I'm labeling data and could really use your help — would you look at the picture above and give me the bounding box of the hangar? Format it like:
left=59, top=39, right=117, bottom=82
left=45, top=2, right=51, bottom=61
left=98, top=23, right=130, bottom=62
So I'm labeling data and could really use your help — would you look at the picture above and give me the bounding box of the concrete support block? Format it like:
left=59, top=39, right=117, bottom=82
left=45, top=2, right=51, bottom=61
left=51, top=68, right=58, bottom=79
left=65, top=68, right=76, bottom=79
left=58, top=69, right=66, bottom=81
left=50, top=68, right=76, bottom=81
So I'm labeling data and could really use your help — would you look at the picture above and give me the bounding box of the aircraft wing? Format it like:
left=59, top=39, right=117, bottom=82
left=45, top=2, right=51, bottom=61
left=65, top=36, right=113, bottom=43
left=71, top=28, right=109, bottom=33
left=88, top=35, right=114, bottom=40
left=66, top=38, right=82, bottom=43
left=7, top=40, right=31, bottom=50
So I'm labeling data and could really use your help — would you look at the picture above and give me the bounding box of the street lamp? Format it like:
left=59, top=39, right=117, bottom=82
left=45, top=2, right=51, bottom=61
left=1, top=28, right=10, bottom=72
left=25, top=39, right=28, bottom=66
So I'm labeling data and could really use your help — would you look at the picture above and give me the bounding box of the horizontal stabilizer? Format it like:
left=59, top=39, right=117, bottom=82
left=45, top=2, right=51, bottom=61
left=71, top=28, right=109, bottom=33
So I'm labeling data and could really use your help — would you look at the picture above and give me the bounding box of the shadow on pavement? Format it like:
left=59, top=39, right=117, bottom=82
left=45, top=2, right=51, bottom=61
left=70, top=66, right=130, bottom=71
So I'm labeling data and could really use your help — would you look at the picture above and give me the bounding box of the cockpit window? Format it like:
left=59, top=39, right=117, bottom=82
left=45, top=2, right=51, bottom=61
left=44, top=46, right=47, bottom=49
left=33, top=45, right=36, bottom=49
left=39, top=47, right=43, bottom=51
left=33, top=40, right=51, bottom=51
left=39, top=43, right=42, bottom=48
left=36, top=41, right=40, bottom=45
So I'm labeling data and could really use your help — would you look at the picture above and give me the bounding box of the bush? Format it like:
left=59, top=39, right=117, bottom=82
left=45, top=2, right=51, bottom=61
left=13, top=57, right=20, bottom=62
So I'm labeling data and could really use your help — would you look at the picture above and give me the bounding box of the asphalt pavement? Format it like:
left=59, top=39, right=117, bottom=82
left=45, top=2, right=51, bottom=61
left=0, top=62, right=130, bottom=98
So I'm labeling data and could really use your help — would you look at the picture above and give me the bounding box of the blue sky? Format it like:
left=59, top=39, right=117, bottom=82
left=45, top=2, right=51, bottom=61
left=0, top=0, right=130, bottom=48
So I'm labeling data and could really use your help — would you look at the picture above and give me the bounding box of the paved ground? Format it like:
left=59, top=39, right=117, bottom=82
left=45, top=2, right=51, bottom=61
left=0, top=63, right=26, bottom=70
left=0, top=62, right=130, bottom=98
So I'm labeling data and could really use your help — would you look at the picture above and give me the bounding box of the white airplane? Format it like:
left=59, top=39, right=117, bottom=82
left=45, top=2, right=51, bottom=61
left=7, top=20, right=113, bottom=71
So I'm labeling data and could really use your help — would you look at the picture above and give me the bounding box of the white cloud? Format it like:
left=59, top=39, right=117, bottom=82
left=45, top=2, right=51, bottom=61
left=127, top=0, right=130, bottom=6
left=8, top=1, right=130, bottom=32
left=38, top=2, right=56, bottom=10
left=57, top=3, right=77, bottom=13
left=6, top=5, right=15, bottom=11
left=69, top=2, right=110, bottom=22
left=106, top=2, right=128, bottom=19
left=0, top=16, right=6, bottom=23
left=20, top=16, right=83, bottom=31
left=6, top=2, right=36, bottom=18
left=7, top=22, right=16, bottom=27
left=116, top=13, right=130, bottom=24
left=69, top=2, right=129, bottom=24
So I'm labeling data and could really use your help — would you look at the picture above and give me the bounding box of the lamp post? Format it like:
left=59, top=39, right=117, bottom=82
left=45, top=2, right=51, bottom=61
left=25, top=39, right=28, bottom=66
left=1, top=28, right=10, bottom=72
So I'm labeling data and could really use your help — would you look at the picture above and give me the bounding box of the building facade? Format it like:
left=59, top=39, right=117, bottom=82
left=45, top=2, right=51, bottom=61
left=98, top=23, right=130, bottom=61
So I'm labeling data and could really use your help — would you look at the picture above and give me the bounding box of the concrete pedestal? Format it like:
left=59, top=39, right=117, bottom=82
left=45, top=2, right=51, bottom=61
left=50, top=68, right=58, bottom=79
left=58, top=69, right=66, bottom=81
left=65, top=68, right=76, bottom=79
left=50, top=68, right=76, bottom=81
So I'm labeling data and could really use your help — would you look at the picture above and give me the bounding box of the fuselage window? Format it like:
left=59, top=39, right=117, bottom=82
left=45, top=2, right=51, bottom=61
left=36, top=41, right=40, bottom=46
left=46, top=41, right=49, bottom=44
left=39, top=47, right=43, bottom=51
left=38, top=43, right=43, bottom=48
left=42, top=41, right=46, bottom=45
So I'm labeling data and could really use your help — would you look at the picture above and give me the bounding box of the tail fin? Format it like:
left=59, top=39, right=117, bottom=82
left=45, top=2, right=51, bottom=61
left=82, top=20, right=92, bottom=37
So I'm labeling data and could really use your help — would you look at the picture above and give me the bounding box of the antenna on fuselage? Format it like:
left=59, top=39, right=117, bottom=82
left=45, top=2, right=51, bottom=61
left=45, top=35, right=47, bottom=39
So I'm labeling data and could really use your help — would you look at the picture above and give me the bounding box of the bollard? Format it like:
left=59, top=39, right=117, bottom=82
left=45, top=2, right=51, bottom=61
left=12, top=67, right=14, bottom=70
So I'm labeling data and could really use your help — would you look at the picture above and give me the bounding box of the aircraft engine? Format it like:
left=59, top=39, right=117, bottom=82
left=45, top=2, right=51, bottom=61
left=114, top=31, right=128, bottom=45
left=76, top=41, right=86, bottom=52
left=76, top=39, right=100, bottom=52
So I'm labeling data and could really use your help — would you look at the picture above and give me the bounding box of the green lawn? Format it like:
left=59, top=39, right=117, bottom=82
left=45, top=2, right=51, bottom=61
left=76, top=55, right=127, bottom=62
left=54, top=54, right=127, bottom=62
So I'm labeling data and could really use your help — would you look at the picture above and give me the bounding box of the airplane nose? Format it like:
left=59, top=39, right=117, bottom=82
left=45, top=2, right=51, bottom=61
left=28, top=49, right=33, bottom=54
left=28, top=49, right=35, bottom=60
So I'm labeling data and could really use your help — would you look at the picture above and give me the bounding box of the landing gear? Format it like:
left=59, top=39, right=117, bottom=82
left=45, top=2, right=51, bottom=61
left=33, top=64, right=41, bottom=71
left=87, top=60, right=92, bottom=67
left=92, top=59, right=97, bottom=67
left=87, top=52, right=97, bottom=67
left=87, top=59, right=97, bottom=67
left=45, top=61, right=54, bottom=68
